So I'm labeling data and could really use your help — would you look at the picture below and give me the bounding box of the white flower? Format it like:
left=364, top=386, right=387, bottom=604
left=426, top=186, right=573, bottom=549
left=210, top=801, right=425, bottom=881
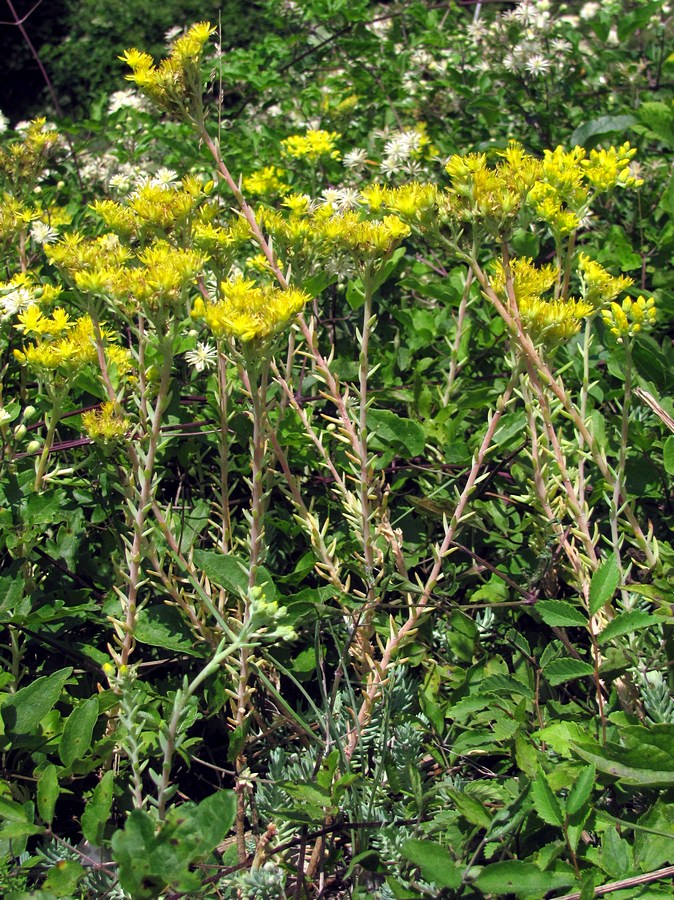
left=524, top=54, right=552, bottom=76
left=149, top=167, right=179, bottom=188
left=0, top=407, right=11, bottom=427
left=185, top=342, right=218, bottom=373
left=0, top=111, right=8, bottom=134
left=164, top=26, right=183, bottom=46
left=30, top=221, right=58, bottom=245
left=107, top=89, right=150, bottom=115
left=343, top=148, right=368, bottom=169
left=580, top=2, right=600, bottom=19
left=0, top=285, right=34, bottom=319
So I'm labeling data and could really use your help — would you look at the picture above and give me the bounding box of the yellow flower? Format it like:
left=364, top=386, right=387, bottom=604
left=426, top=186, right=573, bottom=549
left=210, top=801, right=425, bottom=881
left=82, top=402, right=130, bottom=445
left=243, top=166, right=290, bottom=196
left=192, top=276, right=309, bottom=343
left=281, top=130, right=341, bottom=162
left=577, top=253, right=633, bottom=308
left=602, top=295, right=656, bottom=341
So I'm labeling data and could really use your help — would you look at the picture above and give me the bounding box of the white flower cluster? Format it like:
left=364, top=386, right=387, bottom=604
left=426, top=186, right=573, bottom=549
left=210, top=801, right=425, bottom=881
left=107, top=89, right=152, bottom=116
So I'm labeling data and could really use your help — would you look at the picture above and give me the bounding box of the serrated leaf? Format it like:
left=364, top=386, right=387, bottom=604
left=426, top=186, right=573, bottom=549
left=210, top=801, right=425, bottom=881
left=535, top=600, right=587, bottom=628
left=1, top=667, right=72, bottom=737
left=544, top=658, right=594, bottom=686
left=566, top=764, right=596, bottom=816
left=598, top=610, right=657, bottom=645
left=59, top=696, right=99, bottom=766
left=589, top=556, right=620, bottom=615
left=531, top=774, right=564, bottom=826
left=401, top=839, right=462, bottom=889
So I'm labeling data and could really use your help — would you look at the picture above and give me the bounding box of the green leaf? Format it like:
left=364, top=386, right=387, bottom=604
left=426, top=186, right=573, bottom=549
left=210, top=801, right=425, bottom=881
left=367, top=408, right=425, bottom=458
left=571, top=731, right=674, bottom=787
left=664, top=435, right=674, bottom=475
left=570, top=115, right=636, bottom=148
left=600, top=826, right=633, bottom=878
left=1, top=667, right=72, bottom=738
left=136, top=605, right=205, bottom=656
left=37, top=764, right=60, bottom=826
left=446, top=789, right=492, bottom=829
left=59, top=696, right=99, bottom=766
left=81, top=770, right=114, bottom=846
left=535, top=600, right=587, bottom=628
left=473, top=860, right=574, bottom=896
left=192, top=550, right=248, bottom=595
left=544, top=658, right=594, bottom=686
left=531, top=773, right=563, bottom=826
left=659, top=174, right=674, bottom=217
left=187, top=790, right=236, bottom=852
left=401, top=839, right=462, bottom=889
left=566, top=764, right=595, bottom=816
left=598, top=610, right=657, bottom=645
left=42, top=859, right=86, bottom=894
left=589, top=556, right=620, bottom=615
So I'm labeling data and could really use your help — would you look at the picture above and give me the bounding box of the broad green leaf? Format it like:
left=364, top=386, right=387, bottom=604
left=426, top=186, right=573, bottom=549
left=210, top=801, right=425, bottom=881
left=634, top=800, right=674, bottom=869
left=445, top=789, right=492, bottom=829
left=401, top=839, right=462, bottom=889
left=187, top=790, right=237, bottom=852
left=570, top=114, right=636, bottom=148
left=531, top=773, right=563, bottom=826
left=571, top=731, right=674, bottom=787
left=81, top=770, right=115, bottom=846
left=136, top=605, right=205, bottom=656
left=59, top=696, right=99, bottom=766
left=474, top=860, right=574, bottom=896
left=600, top=826, right=633, bottom=878
left=535, top=600, right=587, bottom=628
left=192, top=550, right=248, bottom=595
left=37, top=764, right=59, bottom=826
left=565, top=764, right=595, bottom=816
left=660, top=175, right=674, bottom=217
left=367, top=408, right=425, bottom=458
left=42, top=859, right=86, bottom=894
left=111, top=809, right=157, bottom=899
left=544, top=658, right=594, bottom=686
left=664, top=435, right=674, bottom=475
left=598, top=610, right=657, bottom=645
left=1, top=667, right=72, bottom=738
left=589, top=556, right=620, bottom=615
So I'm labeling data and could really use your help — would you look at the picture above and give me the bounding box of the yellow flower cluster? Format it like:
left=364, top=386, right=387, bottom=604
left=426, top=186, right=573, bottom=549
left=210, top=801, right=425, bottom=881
left=91, top=176, right=215, bottom=241
left=243, top=166, right=290, bottom=197
left=320, top=212, right=411, bottom=259
left=442, top=141, right=643, bottom=240
left=582, top=143, right=642, bottom=192
left=490, top=258, right=593, bottom=344
left=577, top=253, right=633, bottom=308
left=121, top=22, right=215, bottom=117
left=191, top=276, right=310, bottom=343
left=602, top=295, right=656, bottom=341
left=52, top=236, right=205, bottom=313
left=361, top=181, right=438, bottom=225
left=0, top=194, right=35, bottom=244
left=82, top=402, right=130, bottom=446
left=13, top=313, right=99, bottom=374
left=444, top=143, right=540, bottom=233
left=0, top=118, right=58, bottom=189
left=281, top=130, right=342, bottom=162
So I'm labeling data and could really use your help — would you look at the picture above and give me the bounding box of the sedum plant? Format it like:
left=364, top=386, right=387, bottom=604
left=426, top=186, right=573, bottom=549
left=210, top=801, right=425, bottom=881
left=0, top=8, right=674, bottom=899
